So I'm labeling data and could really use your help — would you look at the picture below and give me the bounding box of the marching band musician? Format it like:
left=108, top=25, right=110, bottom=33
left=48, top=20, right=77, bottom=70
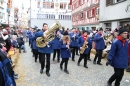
left=60, top=31, right=71, bottom=74
left=52, top=29, right=61, bottom=62
left=93, top=28, right=105, bottom=65
left=32, top=29, right=41, bottom=62
left=38, top=23, right=54, bottom=77
left=69, top=28, right=79, bottom=61
left=77, top=30, right=90, bottom=68
left=106, top=28, right=128, bottom=86
left=75, top=28, right=80, bottom=55
left=87, top=31, right=93, bottom=61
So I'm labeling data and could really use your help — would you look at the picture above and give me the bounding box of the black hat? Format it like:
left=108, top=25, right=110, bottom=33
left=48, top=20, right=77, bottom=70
left=119, top=28, right=128, bottom=35
left=63, top=31, right=68, bottom=35
left=99, top=27, right=103, bottom=31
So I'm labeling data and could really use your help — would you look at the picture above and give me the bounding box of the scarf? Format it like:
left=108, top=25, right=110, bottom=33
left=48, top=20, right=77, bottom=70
left=82, top=35, right=88, bottom=41
left=117, top=36, right=126, bottom=46
left=97, top=31, right=102, bottom=36
left=66, top=37, right=69, bottom=44
left=128, top=42, right=130, bottom=57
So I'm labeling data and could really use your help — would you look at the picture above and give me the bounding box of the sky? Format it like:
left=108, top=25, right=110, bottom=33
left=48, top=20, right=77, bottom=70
left=13, top=0, right=30, bottom=9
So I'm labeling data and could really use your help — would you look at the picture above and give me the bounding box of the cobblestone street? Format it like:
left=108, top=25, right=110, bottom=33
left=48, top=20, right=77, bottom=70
left=14, top=43, right=130, bottom=86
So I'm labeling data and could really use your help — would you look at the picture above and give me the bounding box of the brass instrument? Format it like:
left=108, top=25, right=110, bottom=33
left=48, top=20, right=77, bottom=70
left=80, top=39, right=88, bottom=54
left=36, top=21, right=61, bottom=48
left=105, top=34, right=114, bottom=44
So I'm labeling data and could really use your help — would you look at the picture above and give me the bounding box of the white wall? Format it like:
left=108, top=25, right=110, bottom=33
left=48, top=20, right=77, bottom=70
left=100, top=0, right=130, bottom=21
left=31, top=19, right=72, bottom=29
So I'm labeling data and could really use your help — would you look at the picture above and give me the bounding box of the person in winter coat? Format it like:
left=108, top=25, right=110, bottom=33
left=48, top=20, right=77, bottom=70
left=126, top=34, right=130, bottom=72
left=52, top=29, right=61, bottom=62
left=69, top=28, right=79, bottom=61
left=38, top=23, right=54, bottom=77
left=0, top=30, right=11, bottom=53
left=60, top=31, right=71, bottom=74
left=0, top=44, right=16, bottom=86
left=77, top=30, right=90, bottom=68
left=106, top=28, right=128, bottom=86
left=93, top=27, right=105, bottom=65
left=32, top=29, right=42, bottom=62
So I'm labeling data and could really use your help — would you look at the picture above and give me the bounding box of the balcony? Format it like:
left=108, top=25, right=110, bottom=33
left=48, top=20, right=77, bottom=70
left=72, top=0, right=99, bottom=15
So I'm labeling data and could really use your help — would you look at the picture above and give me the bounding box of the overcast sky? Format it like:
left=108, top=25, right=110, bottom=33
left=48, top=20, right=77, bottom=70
left=13, top=0, right=30, bottom=9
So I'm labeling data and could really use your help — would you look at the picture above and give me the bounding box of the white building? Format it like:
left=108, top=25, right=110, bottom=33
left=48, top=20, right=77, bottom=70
left=30, top=0, right=72, bottom=29
left=100, top=0, right=130, bottom=30
left=0, top=0, right=8, bottom=24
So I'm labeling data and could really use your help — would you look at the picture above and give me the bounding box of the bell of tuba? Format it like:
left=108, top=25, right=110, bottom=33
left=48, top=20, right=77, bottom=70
left=36, top=21, right=61, bottom=48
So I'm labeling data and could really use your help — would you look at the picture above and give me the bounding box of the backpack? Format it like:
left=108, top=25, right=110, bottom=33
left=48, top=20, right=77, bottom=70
left=0, top=50, right=16, bottom=86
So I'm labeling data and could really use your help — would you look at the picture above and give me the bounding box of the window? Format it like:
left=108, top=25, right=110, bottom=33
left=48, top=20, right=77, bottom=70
left=81, top=13, right=83, bottom=18
left=113, top=0, right=126, bottom=3
left=63, top=3, right=67, bottom=9
left=106, top=0, right=126, bottom=6
left=105, top=23, right=111, bottom=28
left=89, top=10, right=92, bottom=17
left=51, top=3, right=54, bottom=8
left=96, top=8, right=99, bottom=15
left=43, top=2, right=46, bottom=8
left=76, top=2, right=78, bottom=8
left=37, top=2, right=40, bottom=8
left=68, top=5, right=71, bottom=10
left=80, top=0, right=84, bottom=5
left=43, top=2, right=51, bottom=8
left=60, top=3, right=63, bottom=9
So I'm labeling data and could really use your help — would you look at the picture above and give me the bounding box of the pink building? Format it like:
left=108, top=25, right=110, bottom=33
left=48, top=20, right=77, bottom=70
left=71, top=0, right=100, bottom=30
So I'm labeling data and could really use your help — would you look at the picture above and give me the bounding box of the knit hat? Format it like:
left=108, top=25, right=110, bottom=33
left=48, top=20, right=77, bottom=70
left=99, top=27, right=103, bottom=31
left=63, top=31, right=68, bottom=35
left=118, top=28, right=128, bottom=35
left=83, top=30, right=88, bottom=34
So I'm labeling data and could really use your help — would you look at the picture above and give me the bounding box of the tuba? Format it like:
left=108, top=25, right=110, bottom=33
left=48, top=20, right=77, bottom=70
left=36, top=21, right=61, bottom=48
left=80, top=38, right=88, bottom=54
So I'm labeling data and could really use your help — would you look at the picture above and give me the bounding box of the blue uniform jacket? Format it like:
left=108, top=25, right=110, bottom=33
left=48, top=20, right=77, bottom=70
left=12, top=40, right=18, bottom=48
left=107, top=39, right=128, bottom=69
left=78, top=36, right=91, bottom=54
left=88, top=37, right=93, bottom=49
left=69, top=33, right=79, bottom=47
left=94, top=33, right=105, bottom=50
left=59, top=40, right=71, bottom=58
left=52, top=35, right=61, bottom=49
left=37, top=31, right=53, bottom=54
left=32, top=31, right=43, bottom=50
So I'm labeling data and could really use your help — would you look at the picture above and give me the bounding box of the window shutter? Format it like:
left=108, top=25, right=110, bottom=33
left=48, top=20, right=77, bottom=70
left=92, top=8, right=95, bottom=17
left=87, top=11, right=89, bottom=19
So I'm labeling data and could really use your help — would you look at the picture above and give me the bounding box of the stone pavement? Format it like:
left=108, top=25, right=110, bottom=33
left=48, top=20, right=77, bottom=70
left=14, top=43, right=130, bottom=86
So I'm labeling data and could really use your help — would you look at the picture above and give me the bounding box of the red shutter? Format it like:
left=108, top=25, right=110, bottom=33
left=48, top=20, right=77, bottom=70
left=92, top=8, right=95, bottom=17
left=87, top=11, right=89, bottom=19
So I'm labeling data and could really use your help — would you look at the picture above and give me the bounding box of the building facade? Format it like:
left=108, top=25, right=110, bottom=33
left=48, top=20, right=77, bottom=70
left=30, top=0, right=72, bottom=29
left=0, top=0, right=8, bottom=25
left=72, top=0, right=100, bottom=31
left=100, top=0, right=130, bottom=30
